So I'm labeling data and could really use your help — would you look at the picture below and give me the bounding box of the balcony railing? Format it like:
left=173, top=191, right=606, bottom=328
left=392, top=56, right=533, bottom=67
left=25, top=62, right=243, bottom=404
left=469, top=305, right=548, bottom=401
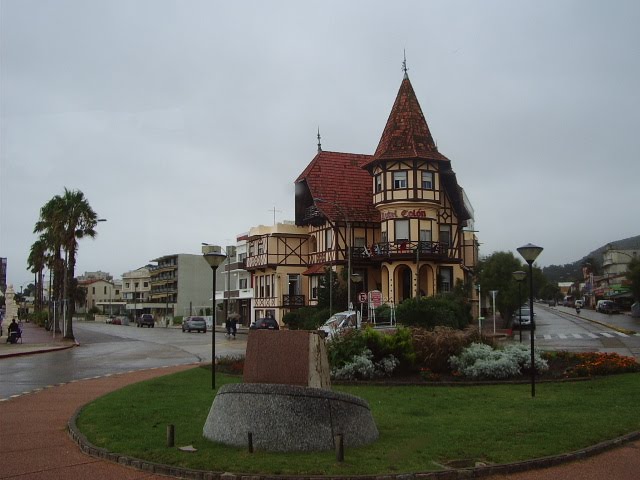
left=356, top=241, right=455, bottom=261
left=283, top=294, right=305, bottom=307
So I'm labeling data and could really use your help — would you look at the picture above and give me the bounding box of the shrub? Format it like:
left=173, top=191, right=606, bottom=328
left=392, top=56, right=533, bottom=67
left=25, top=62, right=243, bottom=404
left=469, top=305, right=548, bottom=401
left=396, top=295, right=472, bottom=329
left=561, top=352, right=640, bottom=377
left=331, top=348, right=400, bottom=380
left=216, top=354, right=245, bottom=375
left=411, top=326, right=493, bottom=373
left=327, top=327, right=415, bottom=372
left=283, top=306, right=328, bottom=330
left=449, top=343, right=548, bottom=380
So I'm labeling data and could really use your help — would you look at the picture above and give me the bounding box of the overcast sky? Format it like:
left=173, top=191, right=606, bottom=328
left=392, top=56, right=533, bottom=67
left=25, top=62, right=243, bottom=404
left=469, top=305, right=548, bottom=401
left=2, top=0, right=639, bottom=290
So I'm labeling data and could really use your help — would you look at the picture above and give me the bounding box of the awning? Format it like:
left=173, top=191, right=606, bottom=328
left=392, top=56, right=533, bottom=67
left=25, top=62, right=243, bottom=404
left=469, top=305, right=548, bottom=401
left=302, top=264, right=326, bottom=276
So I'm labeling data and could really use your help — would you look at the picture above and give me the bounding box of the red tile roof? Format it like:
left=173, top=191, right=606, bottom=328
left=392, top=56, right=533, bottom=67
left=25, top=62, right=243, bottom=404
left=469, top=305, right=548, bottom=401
left=295, top=151, right=380, bottom=223
left=363, top=75, right=449, bottom=169
left=302, top=264, right=326, bottom=276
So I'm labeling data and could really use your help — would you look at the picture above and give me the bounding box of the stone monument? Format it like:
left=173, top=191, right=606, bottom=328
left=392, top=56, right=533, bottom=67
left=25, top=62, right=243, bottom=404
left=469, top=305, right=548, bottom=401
left=4, top=284, right=19, bottom=322
left=203, top=330, right=379, bottom=452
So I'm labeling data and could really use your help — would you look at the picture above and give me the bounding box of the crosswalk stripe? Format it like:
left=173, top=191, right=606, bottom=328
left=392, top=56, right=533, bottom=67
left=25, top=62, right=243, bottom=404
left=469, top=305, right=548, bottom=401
left=558, top=334, right=568, bottom=339
left=587, top=333, right=598, bottom=338
left=544, top=334, right=552, bottom=340
left=600, top=332, right=614, bottom=338
left=571, top=333, right=582, bottom=338
left=613, top=331, right=629, bottom=337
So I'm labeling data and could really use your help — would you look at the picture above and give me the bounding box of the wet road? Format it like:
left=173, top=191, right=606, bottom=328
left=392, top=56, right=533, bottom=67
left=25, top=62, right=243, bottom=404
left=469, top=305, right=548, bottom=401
left=0, top=321, right=247, bottom=399
left=520, top=304, right=640, bottom=359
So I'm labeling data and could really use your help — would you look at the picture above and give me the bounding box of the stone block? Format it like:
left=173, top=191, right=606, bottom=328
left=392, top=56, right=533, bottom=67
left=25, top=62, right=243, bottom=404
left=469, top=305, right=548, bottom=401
left=243, top=330, right=330, bottom=389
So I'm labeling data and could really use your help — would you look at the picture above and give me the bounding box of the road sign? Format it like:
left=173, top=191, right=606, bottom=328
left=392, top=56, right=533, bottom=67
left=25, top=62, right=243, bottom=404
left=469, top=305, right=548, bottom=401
left=369, top=290, right=382, bottom=307
left=358, top=292, right=367, bottom=303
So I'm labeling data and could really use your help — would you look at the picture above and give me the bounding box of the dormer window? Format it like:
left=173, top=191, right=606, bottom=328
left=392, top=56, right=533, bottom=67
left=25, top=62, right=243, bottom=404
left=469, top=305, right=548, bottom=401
left=393, top=171, right=407, bottom=189
left=421, top=171, right=433, bottom=190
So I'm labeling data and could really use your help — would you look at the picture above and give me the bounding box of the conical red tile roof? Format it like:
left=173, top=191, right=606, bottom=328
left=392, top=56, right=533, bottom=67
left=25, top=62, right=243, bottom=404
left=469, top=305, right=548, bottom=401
left=363, top=75, right=449, bottom=169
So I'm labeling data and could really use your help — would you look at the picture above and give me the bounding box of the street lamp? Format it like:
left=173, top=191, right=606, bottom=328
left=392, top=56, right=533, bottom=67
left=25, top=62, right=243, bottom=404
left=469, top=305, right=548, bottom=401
left=351, top=272, right=363, bottom=327
left=489, top=290, right=498, bottom=335
left=314, top=197, right=352, bottom=313
left=202, top=244, right=227, bottom=390
left=517, top=243, right=543, bottom=398
left=512, top=271, right=527, bottom=343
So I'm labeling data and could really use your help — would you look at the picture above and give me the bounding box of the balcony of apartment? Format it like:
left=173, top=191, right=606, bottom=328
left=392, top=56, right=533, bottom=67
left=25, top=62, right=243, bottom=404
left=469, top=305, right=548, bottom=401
left=357, top=241, right=458, bottom=263
left=224, top=258, right=247, bottom=273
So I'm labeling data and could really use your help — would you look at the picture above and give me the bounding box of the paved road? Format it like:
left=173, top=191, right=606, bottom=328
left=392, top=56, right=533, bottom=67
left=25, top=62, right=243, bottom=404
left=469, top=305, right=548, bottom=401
left=0, top=320, right=247, bottom=400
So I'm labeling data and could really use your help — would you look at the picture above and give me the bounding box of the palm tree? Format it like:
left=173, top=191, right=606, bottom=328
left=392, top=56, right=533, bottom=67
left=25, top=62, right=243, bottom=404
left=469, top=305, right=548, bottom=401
left=59, top=189, right=98, bottom=339
left=34, top=197, right=65, bottom=333
left=27, top=237, right=47, bottom=312
left=34, top=188, right=99, bottom=340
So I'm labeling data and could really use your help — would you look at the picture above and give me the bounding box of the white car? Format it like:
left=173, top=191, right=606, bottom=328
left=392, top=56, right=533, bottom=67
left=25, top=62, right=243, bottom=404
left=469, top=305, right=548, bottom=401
left=319, top=311, right=361, bottom=339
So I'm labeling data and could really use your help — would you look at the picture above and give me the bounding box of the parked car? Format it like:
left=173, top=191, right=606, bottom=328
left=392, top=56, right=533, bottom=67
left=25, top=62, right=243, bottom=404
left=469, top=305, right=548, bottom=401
left=319, top=310, right=361, bottom=339
left=512, top=307, right=534, bottom=328
left=182, top=316, right=207, bottom=333
left=250, top=317, right=280, bottom=330
left=596, top=300, right=620, bottom=314
left=137, top=313, right=155, bottom=328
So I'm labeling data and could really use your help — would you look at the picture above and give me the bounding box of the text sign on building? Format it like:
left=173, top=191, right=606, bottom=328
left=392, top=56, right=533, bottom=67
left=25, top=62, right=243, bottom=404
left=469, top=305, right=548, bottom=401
left=381, top=209, right=430, bottom=220
left=369, top=290, right=382, bottom=308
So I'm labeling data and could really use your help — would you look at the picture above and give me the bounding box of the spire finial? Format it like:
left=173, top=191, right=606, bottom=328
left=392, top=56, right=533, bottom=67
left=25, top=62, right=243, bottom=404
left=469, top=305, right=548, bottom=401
left=317, top=127, right=322, bottom=152
left=402, top=49, right=408, bottom=78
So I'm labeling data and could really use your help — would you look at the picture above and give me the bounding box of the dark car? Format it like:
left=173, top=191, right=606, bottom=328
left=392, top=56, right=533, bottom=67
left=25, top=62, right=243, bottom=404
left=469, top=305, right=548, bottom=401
left=596, top=300, right=620, bottom=314
left=182, top=316, right=207, bottom=333
left=137, top=313, right=155, bottom=328
left=250, top=317, right=279, bottom=330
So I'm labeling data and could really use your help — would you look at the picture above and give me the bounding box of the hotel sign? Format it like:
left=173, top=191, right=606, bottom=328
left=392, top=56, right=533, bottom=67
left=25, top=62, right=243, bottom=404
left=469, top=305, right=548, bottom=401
left=381, top=209, right=430, bottom=220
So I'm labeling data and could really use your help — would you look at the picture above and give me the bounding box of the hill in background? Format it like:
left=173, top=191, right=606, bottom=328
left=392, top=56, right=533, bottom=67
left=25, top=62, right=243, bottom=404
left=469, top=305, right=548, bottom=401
left=542, top=234, right=640, bottom=284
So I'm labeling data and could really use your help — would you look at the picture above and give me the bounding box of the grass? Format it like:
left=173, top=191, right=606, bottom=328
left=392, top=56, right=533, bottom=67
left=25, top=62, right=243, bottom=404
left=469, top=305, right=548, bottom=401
left=75, top=367, right=640, bottom=476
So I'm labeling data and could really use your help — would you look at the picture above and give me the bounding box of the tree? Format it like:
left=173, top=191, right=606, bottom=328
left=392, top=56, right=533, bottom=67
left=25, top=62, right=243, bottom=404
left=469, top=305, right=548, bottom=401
left=317, top=267, right=347, bottom=314
left=34, top=188, right=99, bottom=340
left=27, top=237, right=48, bottom=312
left=476, top=251, right=526, bottom=326
left=626, top=258, right=640, bottom=302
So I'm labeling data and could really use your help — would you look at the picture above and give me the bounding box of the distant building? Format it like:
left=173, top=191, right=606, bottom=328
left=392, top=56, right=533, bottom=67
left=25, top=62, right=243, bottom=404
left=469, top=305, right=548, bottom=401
left=122, top=267, right=152, bottom=319
left=77, top=278, right=122, bottom=314
left=148, top=254, right=213, bottom=322
left=76, top=271, right=113, bottom=282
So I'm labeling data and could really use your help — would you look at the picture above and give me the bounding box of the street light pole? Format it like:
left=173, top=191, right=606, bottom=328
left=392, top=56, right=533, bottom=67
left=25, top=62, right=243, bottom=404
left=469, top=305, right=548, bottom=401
left=202, top=244, right=227, bottom=390
left=512, top=271, right=527, bottom=343
left=517, top=243, right=543, bottom=398
left=489, top=290, right=498, bottom=335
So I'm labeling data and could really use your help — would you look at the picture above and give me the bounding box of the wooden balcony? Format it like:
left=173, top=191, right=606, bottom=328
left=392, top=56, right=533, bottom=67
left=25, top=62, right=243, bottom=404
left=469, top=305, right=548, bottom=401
left=282, top=294, right=305, bottom=307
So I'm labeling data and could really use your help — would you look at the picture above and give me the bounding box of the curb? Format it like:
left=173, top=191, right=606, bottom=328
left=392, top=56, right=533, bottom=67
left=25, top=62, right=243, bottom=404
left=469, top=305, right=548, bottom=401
left=67, top=403, right=640, bottom=480
left=0, top=342, right=77, bottom=359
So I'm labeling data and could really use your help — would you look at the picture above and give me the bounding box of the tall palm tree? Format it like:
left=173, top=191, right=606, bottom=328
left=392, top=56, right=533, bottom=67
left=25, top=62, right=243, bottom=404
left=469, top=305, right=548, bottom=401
left=34, top=188, right=99, bottom=340
left=34, top=197, right=65, bottom=333
left=58, top=188, right=98, bottom=340
left=27, top=237, right=47, bottom=312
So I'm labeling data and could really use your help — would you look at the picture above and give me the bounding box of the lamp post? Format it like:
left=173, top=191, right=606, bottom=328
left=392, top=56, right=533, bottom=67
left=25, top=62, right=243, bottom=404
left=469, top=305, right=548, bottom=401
left=351, top=272, right=363, bottom=327
left=489, top=290, right=498, bottom=335
left=202, top=244, right=227, bottom=390
left=476, top=284, right=482, bottom=333
left=517, top=243, right=543, bottom=398
left=314, top=198, right=351, bottom=312
left=512, top=271, right=527, bottom=343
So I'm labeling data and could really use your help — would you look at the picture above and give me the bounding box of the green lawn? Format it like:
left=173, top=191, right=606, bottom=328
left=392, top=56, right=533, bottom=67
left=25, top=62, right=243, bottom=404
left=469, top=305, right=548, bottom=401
left=75, top=367, right=640, bottom=476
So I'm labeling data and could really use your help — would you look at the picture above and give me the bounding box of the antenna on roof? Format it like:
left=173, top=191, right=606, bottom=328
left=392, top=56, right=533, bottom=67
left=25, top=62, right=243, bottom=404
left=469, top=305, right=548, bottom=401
left=268, top=206, right=282, bottom=225
left=317, top=127, right=322, bottom=152
left=402, top=49, right=409, bottom=78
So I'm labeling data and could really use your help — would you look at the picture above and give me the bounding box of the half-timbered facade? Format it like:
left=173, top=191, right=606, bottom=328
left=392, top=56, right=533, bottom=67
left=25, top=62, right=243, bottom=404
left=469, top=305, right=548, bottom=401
left=245, top=71, right=479, bottom=323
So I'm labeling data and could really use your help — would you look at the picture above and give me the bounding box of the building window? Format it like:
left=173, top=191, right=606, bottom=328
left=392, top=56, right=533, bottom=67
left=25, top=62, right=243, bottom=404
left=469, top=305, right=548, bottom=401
left=265, top=275, right=271, bottom=297
left=144, top=282, right=148, bottom=288
left=395, top=219, right=409, bottom=241
left=104, top=286, right=107, bottom=294
left=381, top=230, right=388, bottom=243
left=375, top=174, right=382, bottom=192
left=420, top=229, right=432, bottom=242
left=393, top=171, right=407, bottom=189
left=125, top=282, right=130, bottom=289
left=92, top=287, right=95, bottom=294
left=421, top=171, right=433, bottom=189
left=311, top=276, right=318, bottom=300
left=239, top=278, right=247, bottom=289
left=325, top=229, right=333, bottom=249
left=115, top=289, right=119, bottom=295
left=288, top=274, right=301, bottom=295
left=439, top=225, right=451, bottom=245
left=259, top=276, right=265, bottom=298
left=439, top=267, right=452, bottom=293
left=354, top=237, right=366, bottom=247
left=257, top=241, right=264, bottom=255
